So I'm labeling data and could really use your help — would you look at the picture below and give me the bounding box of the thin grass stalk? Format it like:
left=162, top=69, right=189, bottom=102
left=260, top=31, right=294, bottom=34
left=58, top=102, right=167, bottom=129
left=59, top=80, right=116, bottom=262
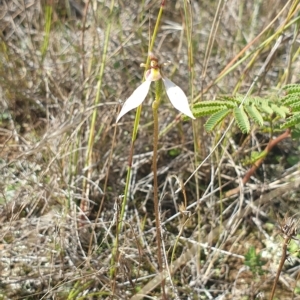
left=87, top=121, right=118, bottom=260
left=233, top=4, right=300, bottom=95
left=68, top=135, right=80, bottom=209
left=41, top=3, right=52, bottom=61
left=281, top=17, right=300, bottom=86
left=81, top=0, right=115, bottom=220
left=171, top=214, right=189, bottom=266
left=80, top=0, right=91, bottom=80
left=183, top=0, right=204, bottom=278
left=201, top=0, right=224, bottom=80
left=183, top=0, right=198, bottom=190
left=110, top=0, right=167, bottom=280
left=67, top=281, right=93, bottom=300
left=186, top=0, right=297, bottom=103
left=228, top=2, right=300, bottom=92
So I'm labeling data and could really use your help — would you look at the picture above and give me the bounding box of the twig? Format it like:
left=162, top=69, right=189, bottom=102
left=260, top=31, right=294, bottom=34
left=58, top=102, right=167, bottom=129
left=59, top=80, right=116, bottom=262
left=225, top=129, right=291, bottom=197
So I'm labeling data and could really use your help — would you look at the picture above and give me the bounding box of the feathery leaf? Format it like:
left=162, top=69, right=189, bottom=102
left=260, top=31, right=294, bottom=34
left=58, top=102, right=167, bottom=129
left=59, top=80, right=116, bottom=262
left=234, top=106, right=250, bottom=133
left=204, top=109, right=231, bottom=132
left=281, top=112, right=300, bottom=129
left=245, top=105, right=264, bottom=126
left=270, top=104, right=288, bottom=118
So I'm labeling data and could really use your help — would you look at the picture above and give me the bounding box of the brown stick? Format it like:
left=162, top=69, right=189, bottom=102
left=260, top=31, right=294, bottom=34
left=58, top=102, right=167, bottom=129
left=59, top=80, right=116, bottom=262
left=225, top=129, right=291, bottom=197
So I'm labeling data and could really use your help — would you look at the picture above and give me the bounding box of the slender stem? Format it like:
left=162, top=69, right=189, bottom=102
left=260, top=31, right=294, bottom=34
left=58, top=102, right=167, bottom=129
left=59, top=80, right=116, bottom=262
left=152, top=79, right=166, bottom=298
left=41, top=3, right=52, bottom=61
left=269, top=239, right=288, bottom=300
left=269, top=219, right=297, bottom=300
left=117, top=0, right=165, bottom=233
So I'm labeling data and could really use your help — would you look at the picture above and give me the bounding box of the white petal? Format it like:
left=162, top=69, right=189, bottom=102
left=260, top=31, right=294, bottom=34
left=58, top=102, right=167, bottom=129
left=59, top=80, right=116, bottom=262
left=162, top=78, right=195, bottom=119
left=116, top=80, right=152, bottom=123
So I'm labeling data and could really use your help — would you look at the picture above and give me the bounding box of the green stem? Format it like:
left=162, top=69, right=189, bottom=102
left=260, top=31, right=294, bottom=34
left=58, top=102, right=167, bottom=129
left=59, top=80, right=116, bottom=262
left=41, top=3, right=52, bottom=61
left=78, top=0, right=114, bottom=228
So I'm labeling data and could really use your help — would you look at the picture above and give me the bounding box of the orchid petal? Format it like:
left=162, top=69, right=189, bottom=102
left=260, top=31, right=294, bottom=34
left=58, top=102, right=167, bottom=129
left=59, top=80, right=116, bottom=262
left=116, top=80, right=152, bottom=123
left=162, top=78, right=195, bottom=119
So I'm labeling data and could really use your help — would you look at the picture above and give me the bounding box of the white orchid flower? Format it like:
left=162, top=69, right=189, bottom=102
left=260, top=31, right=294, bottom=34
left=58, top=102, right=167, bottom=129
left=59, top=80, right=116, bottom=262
left=116, top=54, right=195, bottom=123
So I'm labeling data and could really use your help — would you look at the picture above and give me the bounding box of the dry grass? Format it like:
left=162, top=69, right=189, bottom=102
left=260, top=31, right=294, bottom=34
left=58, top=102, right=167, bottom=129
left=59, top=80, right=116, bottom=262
left=1, top=0, right=300, bottom=299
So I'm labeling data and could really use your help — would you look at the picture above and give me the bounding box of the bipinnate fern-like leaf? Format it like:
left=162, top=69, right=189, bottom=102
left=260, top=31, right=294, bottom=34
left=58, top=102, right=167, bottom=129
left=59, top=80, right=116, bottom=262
left=282, top=85, right=300, bottom=109
left=250, top=97, right=264, bottom=107
left=192, top=101, right=228, bottom=117
left=281, top=112, right=300, bottom=129
left=215, top=97, right=240, bottom=107
left=270, top=104, right=289, bottom=118
left=244, top=105, right=264, bottom=126
left=233, top=106, right=250, bottom=133
left=290, top=102, right=300, bottom=112
left=259, top=101, right=273, bottom=115
left=283, top=84, right=300, bottom=94
left=279, top=84, right=300, bottom=128
left=235, top=95, right=251, bottom=105
left=204, top=109, right=231, bottom=132
left=191, top=90, right=295, bottom=133
left=193, top=100, right=234, bottom=108
left=281, top=94, right=300, bottom=106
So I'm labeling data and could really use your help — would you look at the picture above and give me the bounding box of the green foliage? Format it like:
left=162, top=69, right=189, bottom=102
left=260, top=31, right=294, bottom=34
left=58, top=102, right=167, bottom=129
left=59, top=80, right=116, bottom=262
left=282, top=112, right=300, bottom=129
left=271, top=104, right=288, bottom=118
left=288, top=236, right=300, bottom=257
left=291, top=124, right=300, bottom=138
left=242, top=150, right=267, bottom=166
left=192, top=83, right=300, bottom=134
left=244, top=246, right=266, bottom=276
left=281, top=94, right=300, bottom=106
left=279, top=84, right=300, bottom=129
left=283, top=84, right=300, bottom=94
left=204, top=109, right=231, bottom=132
left=168, top=148, right=181, bottom=157
left=233, top=106, right=250, bottom=133
left=244, top=105, right=264, bottom=126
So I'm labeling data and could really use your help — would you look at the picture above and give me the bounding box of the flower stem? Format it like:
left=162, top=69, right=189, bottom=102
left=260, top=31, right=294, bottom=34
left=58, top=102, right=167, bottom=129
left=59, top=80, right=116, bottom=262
left=111, top=0, right=166, bottom=283
left=152, top=79, right=166, bottom=297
